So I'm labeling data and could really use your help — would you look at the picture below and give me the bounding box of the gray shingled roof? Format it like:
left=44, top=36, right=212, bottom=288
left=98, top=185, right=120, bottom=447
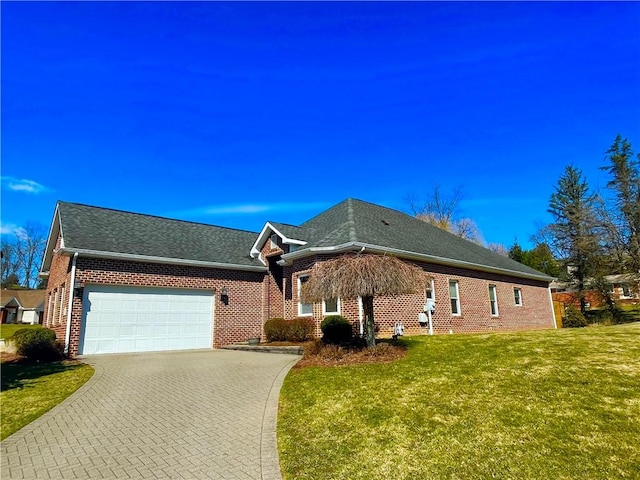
left=266, top=222, right=305, bottom=240
left=287, top=198, right=551, bottom=280
left=57, top=202, right=263, bottom=268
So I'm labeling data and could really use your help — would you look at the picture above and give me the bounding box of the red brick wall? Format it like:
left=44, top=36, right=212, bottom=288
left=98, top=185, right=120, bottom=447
left=48, top=254, right=266, bottom=356
left=279, top=256, right=554, bottom=339
left=43, top=234, right=71, bottom=346
left=262, top=240, right=285, bottom=320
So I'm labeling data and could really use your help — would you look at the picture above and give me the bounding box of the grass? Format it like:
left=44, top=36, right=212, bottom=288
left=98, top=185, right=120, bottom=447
left=1, top=360, right=94, bottom=440
left=278, top=323, right=640, bottom=480
left=0, top=324, right=42, bottom=340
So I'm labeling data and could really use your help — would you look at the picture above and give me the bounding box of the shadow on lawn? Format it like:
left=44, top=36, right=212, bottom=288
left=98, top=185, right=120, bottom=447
left=1, top=361, right=85, bottom=392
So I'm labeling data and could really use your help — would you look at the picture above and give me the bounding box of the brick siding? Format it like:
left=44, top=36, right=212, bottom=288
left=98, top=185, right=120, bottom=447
left=45, top=243, right=266, bottom=356
left=278, top=256, right=554, bottom=339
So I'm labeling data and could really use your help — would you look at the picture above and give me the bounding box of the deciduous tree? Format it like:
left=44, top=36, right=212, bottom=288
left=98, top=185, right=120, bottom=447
left=407, top=185, right=484, bottom=244
left=301, top=254, right=427, bottom=348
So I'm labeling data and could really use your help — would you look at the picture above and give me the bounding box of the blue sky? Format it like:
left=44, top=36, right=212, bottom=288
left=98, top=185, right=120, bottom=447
left=2, top=1, right=639, bottom=249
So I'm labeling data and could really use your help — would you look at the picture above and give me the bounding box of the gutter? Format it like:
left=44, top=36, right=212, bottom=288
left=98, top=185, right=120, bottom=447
left=58, top=247, right=267, bottom=272
left=64, top=252, right=78, bottom=355
left=279, top=242, right=554, bottom=283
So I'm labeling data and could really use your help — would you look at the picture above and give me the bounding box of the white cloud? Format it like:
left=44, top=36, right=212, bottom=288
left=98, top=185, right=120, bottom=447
left=173, top=202, right=330, bottom=218
left=1, top=176, right=51, bottom=194
left=0, top=224, right=26, bottom=237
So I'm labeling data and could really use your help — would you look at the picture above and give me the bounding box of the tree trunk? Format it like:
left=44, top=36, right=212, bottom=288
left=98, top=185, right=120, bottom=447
left=362, top=295, right=376, bottom=348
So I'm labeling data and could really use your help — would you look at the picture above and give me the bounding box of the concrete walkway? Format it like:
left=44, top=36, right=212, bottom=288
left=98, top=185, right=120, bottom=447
left=1, top=349, right=300, bottom=479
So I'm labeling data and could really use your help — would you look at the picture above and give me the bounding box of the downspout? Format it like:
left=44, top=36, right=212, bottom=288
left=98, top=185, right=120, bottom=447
left=64, top=252, right=78, bottom=355
left=357, top=296, right=364, bottom=336
left=547, top=285, right=558, bottom=329
left=358, top=246, right=365, bottom=336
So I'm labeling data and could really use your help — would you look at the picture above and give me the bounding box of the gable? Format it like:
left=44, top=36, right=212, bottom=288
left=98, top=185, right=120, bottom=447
left=250, top=222, right=307, bottom=261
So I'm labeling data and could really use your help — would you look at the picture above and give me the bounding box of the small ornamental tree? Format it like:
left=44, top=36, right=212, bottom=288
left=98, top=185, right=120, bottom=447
left=301, top=254, right=428, bottom=348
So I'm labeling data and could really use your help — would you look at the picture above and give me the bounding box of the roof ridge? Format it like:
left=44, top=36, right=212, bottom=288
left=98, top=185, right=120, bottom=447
left=346, top=198, right=357, bottom=242
left=57, top=201, right=260, bottom=235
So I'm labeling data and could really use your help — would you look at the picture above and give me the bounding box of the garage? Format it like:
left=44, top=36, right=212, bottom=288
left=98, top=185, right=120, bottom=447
left=80, top=285, right=214, bottom=355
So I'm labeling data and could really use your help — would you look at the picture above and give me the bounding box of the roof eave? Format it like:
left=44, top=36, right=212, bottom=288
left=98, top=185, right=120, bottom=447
left=59, top=248, right=267, bottom=273
left=249, top=222, right=306, bottom=259
left=40, top=204, right=62, bottom=273
left=280, top=242, right=554, bottom=283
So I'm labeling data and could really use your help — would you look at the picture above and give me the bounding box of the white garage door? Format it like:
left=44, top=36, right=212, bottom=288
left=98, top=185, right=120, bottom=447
left=80, top=286, right=214, bottom=355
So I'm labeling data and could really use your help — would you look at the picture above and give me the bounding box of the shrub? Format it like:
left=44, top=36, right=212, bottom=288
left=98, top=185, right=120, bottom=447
left=264, top=318, right=288, bottom=342
left=563, top=305, right=588, bottom=328
left=320, top=315, right=353, bottom=344
left=288, top=317, right=315, bottom=342
left=13, top=328, right=65, bottom=362
left=265, top=317, right=316, bottom=342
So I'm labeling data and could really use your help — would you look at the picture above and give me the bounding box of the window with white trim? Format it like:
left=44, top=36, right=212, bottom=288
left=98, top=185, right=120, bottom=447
left=514, top=288, right=523, bottom=306
left=449, top=280, right=461, bottom=316
left=322, top=297, right=340, bottom=316
left=46, top=292, right=53, bottom=327
left=297, top=275, right=313, bottom=316
left=59, top=283, right=66, bottom=324
left=620, top=284, right=632, bottom=299
left=489, top=285, right=499, bottom=316
left=52, top=288, right=59, bottom=326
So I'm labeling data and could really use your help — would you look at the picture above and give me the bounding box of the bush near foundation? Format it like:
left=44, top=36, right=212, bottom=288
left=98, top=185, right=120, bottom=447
left=264, top=318, right=289, bottom=342
left=12, top=328, right=65, bottom=362
left=288, top=317, right=315, bottom=342
left=264, top=317, right=316, bottom=342
left=320, top=315, right=353, bottom=344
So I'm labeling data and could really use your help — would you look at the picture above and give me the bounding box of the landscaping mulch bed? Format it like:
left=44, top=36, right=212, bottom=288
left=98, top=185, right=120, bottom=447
left=295, top=341, right=407, bottom=368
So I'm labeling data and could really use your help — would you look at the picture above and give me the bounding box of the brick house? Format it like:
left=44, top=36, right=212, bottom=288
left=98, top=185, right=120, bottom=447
left=1, top=289, right=45, bottom=325
left=40, top=198, right=555, bottom=356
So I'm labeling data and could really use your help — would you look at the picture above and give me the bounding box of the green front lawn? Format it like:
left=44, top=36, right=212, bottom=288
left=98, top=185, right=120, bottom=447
left=1, top=361, right=94, bottom=440
left=0, top=324, right=42, bottom=340
left=278, top=324, right=640, bottom=479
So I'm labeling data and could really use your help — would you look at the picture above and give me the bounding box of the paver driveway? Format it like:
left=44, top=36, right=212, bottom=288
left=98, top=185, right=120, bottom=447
left=1, top=349, right=300, bottom=479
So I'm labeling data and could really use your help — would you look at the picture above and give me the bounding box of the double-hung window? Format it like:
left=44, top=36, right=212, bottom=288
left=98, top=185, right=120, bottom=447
left=297, top=275, right=313, bottom=316
left=514, top=288, right=523, bottom=306
left=449, top=280, right=461, bottom=316
left=322, top=297, right=340, bottom=316
left=489, top=285, right=499, bottom=316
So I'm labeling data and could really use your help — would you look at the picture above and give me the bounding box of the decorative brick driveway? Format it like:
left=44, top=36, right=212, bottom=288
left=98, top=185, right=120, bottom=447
left=1, top=350, right=300, bottom=479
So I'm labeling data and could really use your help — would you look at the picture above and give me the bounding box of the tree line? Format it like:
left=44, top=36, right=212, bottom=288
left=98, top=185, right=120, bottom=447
left=540, top=134, right=639, bottom=314
left=1, top=222, right=48, bottom=289
left=408, top=134, right=639, bottom=316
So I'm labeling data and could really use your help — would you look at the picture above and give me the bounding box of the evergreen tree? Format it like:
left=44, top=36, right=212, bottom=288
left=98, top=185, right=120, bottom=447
left=548, top=166, right=600, bottom=313
left=601, top=134, right=640, bottom=274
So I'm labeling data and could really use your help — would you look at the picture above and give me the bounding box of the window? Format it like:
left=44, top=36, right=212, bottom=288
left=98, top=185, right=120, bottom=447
left=270, top=234, right=279, bottom=249
left=59, top=284, right=66, bottom=324
left=621, top=284, right=632, bottom=299
left=297, top=275, right=313, bottom=316
left=46, top=292, right=53, bottom=327
left=323, top=297, right=340, bottom=316
left=449, top=280, right=460, bottom=316
left=52, top=289, right=59, bottom=327
left=489, top=285, right=498, bottom=316
left=514, top=288, right=522, bottom=306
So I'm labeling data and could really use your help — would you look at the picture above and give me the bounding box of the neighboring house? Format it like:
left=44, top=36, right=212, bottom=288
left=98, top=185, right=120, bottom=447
left=40, top=199, right=556, bottom=356
left=551, top=273, right=640, bottom=308
left=1, top=289, right=45, bottom=325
